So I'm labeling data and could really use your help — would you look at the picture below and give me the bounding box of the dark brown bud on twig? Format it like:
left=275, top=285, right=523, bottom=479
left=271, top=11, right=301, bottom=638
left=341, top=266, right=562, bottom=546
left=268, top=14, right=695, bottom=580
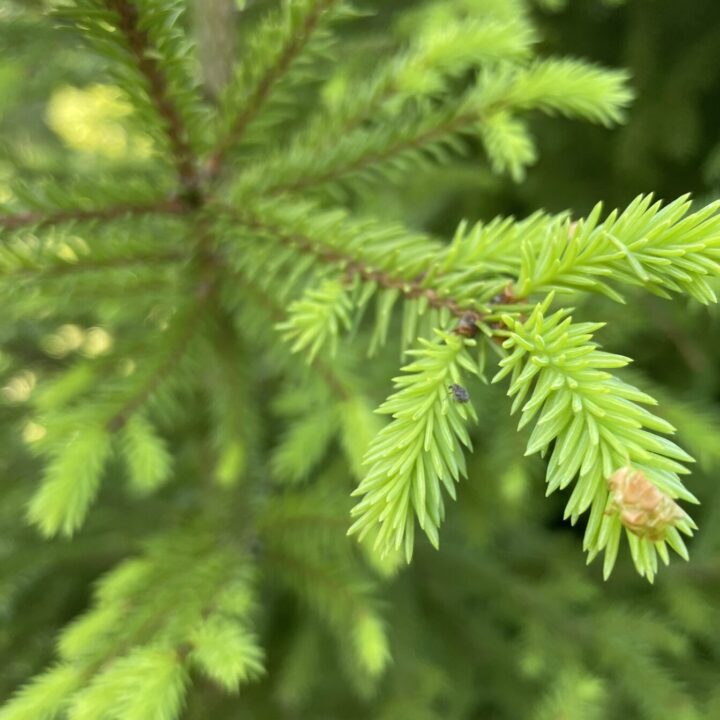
left=453, top=310, right=480, bottom=338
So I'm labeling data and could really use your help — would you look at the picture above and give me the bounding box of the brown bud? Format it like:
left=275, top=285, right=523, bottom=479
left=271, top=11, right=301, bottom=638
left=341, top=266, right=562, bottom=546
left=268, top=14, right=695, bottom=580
left=607, top=466, right=685, bottom=541
left=490, top=282, right=518, bottom=306
left=453, top=311, right=480, bottom=338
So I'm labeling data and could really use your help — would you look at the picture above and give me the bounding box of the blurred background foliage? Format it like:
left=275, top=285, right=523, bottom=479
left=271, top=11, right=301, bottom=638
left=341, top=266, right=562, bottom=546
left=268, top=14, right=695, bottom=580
left=2, top=0, right=720, bottom=718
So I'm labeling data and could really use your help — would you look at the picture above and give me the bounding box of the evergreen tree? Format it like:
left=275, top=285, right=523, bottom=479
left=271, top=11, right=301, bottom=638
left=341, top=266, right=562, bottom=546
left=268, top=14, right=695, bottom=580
left=2, top=1, right=720, bottom=718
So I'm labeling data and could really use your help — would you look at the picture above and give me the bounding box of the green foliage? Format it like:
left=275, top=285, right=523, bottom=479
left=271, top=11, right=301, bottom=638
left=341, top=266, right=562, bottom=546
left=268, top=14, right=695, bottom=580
left=0, top=665, right=81, bottom=720
left=1, top=527, right=259, bottom=719
left=259, top=481, right=391, bottom=691
left=56, top=0, right=208, bottom=161
left=270, top=378, right=340, bottom=483
left=3, top=0, right=720, bottom=718
left=69, top=649, right=188, bottom=720
left=533, top=668, right=607, bottom=720
left=212, top=0, right=352, bottom=162
left=234, top=56, right=631, bottom=196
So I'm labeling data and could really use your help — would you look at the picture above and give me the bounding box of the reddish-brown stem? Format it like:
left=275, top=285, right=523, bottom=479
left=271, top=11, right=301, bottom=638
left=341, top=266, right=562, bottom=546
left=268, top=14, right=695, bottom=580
left=236, top=214, right=470, bottom=318
left=106, top=0, right=199, bottom=188
left=206, top=0, right=339, bottom=180
left=227, top=212, right=533, bottom=343
left=0, top=198, right=186, bottom=232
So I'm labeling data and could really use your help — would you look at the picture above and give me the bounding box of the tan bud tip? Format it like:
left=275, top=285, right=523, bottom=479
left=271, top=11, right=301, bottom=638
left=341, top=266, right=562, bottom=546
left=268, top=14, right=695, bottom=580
left=607, top=466, right=686, bottom=542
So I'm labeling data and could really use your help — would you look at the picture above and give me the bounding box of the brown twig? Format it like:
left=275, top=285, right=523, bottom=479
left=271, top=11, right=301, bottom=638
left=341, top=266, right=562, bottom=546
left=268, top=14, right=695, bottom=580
left=106, top=0, right=199, bottom=188
left=219, top=207, right=533, bottom=345
left=236, top=214, right=471, bottom=319
left=206, top=0, right=339, bottom=180
left=0, top=198, right=186, bottom=232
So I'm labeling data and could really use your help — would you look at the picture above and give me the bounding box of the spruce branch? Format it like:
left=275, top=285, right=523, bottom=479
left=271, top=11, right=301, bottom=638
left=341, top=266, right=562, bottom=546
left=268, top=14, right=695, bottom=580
left=416, top=193, right=720, bottom=308
left=235, top=58, right=631, bottom=196
left=23, top=306, right=203, bottom=539
left=1, top=251, right=184, bottom=281
left=103, top=0, right=199, bottom=187
left=264, top=543, right=390, bottom=682
left=68, top=535, right=237, bottom=674
left=224, top=206, right=470, bottom=318
left=26, top=425, right=114, bottom=539
left=349, top=332, right=479, bottom=561
left=277, top=277, right=354, bottom=362
left=0, top=531, right=262, bottom=719
left=513, top=194, right=720, bottom=303
left=106, top=307, right=201, bottom=432
left=102, top=213, right=225, bottom=434
left=0, top=198, right=186, bottom=233
left=231, top=268, right=354, bottom=401
left=493, top=296, right=697, bottom=581
left=259, top=191, right=716, bottom=574
left=0, top=665, right=83, bottom=720
left=54, top=0, right=204, bottom=190
left=221, top=203, right=536, bottom=367
left=296, top=16, right=537, bottom=153
left=120, top=412, right=173, bottom=495
left=265, top=109, right=483, bottom=196
left=189, top=616, right=265, bottom=692
left=220, top=202, right=536, bottom=372
left=207, top=0, right=343, bottom=179
left=234, top=272, right=384, bottom=484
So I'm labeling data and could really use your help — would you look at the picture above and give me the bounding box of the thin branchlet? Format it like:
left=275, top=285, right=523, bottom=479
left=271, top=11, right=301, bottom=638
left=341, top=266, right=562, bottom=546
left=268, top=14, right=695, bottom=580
left=106, top=314, right=200, bottom=432
left=268, top=112, right=479, bottom=195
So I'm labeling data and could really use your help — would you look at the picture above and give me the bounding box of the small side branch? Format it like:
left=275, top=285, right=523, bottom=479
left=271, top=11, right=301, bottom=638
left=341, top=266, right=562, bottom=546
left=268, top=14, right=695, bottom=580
left=267, top=112, right=477, bottom=196
left=106, top=214, right=223, bottom=432
left=106, top=312, right=200, bottom=432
